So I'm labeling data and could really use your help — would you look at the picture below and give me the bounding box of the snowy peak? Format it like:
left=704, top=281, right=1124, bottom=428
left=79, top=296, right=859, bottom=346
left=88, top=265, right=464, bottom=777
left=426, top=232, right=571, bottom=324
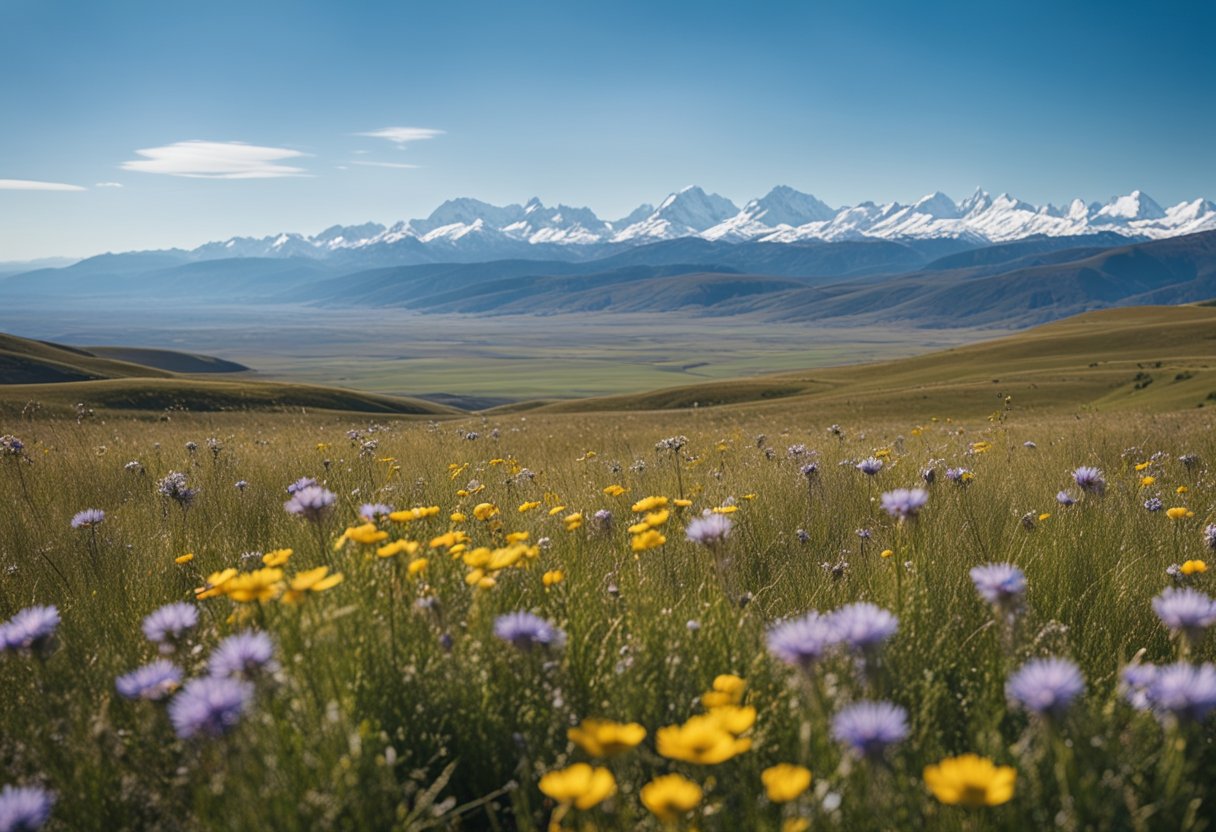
left=412, top=197, right=526, bottom=235
left=744, top=186, right=835, bottom=226
left=958, top=188, right=992, bottom=217
left=654, top=186, right=739, bottom=230
left=1093, top=190, right=1166, bottom=223
left=912, top=191, right=960, bottom=219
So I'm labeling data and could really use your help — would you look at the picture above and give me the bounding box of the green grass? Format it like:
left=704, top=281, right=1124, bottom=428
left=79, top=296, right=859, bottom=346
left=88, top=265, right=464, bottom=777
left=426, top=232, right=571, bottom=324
left=2, top=399, right=1216, bottom=831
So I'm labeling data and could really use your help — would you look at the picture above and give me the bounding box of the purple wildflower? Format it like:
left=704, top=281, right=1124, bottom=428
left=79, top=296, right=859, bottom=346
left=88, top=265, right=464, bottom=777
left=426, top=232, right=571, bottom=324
left=800, top=462, right=819, bottom=479
left=1146, top=662, right=1216, bottom=721
left=945, top=467, right=971, bottom=485
left=830, top=701, right=909, bottom=758
left=1152, top=587, right=1216, bottom=641
left=766, top=612, right=838, bottom=668
left=141, top=602, right=198, bottom=652
left=358, top=502, right=394, bottom=521
left=493, top=612, right=566, bottom=649
left=286, top=476, right=317, bottom=494
left=156, top=471, right=198, bottom=507
left=856, top=457, right=884, bottom=476
left=0, top=435, right=25, bottom=456
left=1204, top=524, right=1216, bottom=552
left=0, top=606, right=59, bottom=655
left=168, top=676, right=254, bottom=739
left=234, top=480, right=248, bottom=491
left=1144, top=497, right=1163, bottom=512
left=830, top=603, right=898, bottom=652
left=0, top=784, right=54, bottom=831
left=879, top=488, right=929, bottom=521
left=284, top=485, right=336, bottom=521
left=969, top=563, right=1027, bottom=607
left=1007, top=657, right=1085, bottom=717
left=1119, top=663, right=1158, bottom=711
left=685, top=512, right=732, bottom=546
left=70, top=509, right=105, bottom=529
left=209, top=631, right=279, bottom=678
left=116, top=660, right=182, bottom=701
left=1072, top=466, right=1106, bottom=495
left=1056, top=491, right=1076, bottom=506
left=592, top=509, right=613, bottom=532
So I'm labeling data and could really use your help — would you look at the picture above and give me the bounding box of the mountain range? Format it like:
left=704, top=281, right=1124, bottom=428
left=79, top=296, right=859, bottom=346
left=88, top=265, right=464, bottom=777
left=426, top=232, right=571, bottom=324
left=181, top=185, right=1216, bottom=266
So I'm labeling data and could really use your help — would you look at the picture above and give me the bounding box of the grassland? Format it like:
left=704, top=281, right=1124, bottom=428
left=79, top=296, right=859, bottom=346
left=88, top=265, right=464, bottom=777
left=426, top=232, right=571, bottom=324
left=2, top=305, right=1216, bottom=830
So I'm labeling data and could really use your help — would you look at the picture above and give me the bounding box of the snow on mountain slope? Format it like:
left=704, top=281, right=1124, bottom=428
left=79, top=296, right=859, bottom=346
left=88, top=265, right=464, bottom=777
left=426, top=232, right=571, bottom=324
left=703, top=186, right=835, bottom=241
left=612, top=186, right=739, bottom=242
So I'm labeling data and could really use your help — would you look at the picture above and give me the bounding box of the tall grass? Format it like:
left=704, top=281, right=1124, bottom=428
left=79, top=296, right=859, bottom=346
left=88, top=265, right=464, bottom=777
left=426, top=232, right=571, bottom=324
left=1, top=407, right=1214, bottom=830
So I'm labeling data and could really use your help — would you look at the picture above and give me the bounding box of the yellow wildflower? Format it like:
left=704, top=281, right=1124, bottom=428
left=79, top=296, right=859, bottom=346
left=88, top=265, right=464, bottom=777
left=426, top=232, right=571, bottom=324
left=1038, top=513, right=1051, bottom=522
left=473, top=502, right=499, bottom=521
left=1140, top=476, right=1157, bottom=487
left=567, top=718, right=647, bottom=757
left=488, top=458, right=506, bottom=466
left=262, top=548, right=293, bottom=567
left=712, top=505, right=738, bottom=515
left=564, top=512, right=584, bottom=532
left=505, top=531, right=530, bottom=544
left=1135, top=461, right=1151, bottom=471
left=640, top=774, right=702, bottom=822
left=924, top=754, right=1016, bottom=807
left=706, top=705, right=756, bottom=735
left=174, top=552, right=194, bottom=564
left=783, top=819, right=810, bottom=832
left=518, top=501, right=541, bottom=513
left=195, top=568, right=237, bottom=599
left=644, top=509, right=670, bottom=527
left=224, top=568, right=285, bottom=603
left=429, top=531, right=470, bottom=550
left=762, top=764, right=812, bottom=803
left=603, top=484, right=627, bottom=496
left=701, top=674, right=746, bottom=708
left=1167, top=507, right=1194, bottom=520
left=631, top=496, right=669, bottom=513
left=343, top=523, right=388, bottom=545
left=673, top=498, right=693, bottom=508
left=631, top=529, right=667, bottom=552
left=376, top=539, right=421, bottom=558
left=656, top=714, right=751, bottom=764
left=389, top=506, right=441, bottom=523
left=407, top=557, right=428, bottom=576
left=548, top=505, right=567, bottom=516
left=1181, top=560, right=1208, bottom=575
left=538, top=763, right=616, bottom=810
left=970, top=441, right=992, bottom=454
left=880, top=549, right=894, bottom=559
left=1176, top=485, right=1190, bottom=494
left=450, top=512, right=467, bottom=523
left=282, top=566, right=343, bottom=603
left=543, top=570, right=564, bottom=587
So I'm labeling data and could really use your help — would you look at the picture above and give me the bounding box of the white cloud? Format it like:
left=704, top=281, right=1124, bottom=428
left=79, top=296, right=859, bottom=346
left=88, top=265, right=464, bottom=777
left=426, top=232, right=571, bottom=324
left=0, top=178, right=86, bottom=191
left=355, top=127, right=444, bottom=146
left=120, top=140, right=309, bottom=179
left=95, top=181, right=124, bottom=188
left=351, top=160, right=419, bottom=170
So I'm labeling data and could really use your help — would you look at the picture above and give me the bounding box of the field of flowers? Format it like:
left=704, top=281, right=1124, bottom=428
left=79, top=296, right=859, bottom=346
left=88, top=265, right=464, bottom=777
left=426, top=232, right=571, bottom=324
left=1, top=405, right=1215, bottom=831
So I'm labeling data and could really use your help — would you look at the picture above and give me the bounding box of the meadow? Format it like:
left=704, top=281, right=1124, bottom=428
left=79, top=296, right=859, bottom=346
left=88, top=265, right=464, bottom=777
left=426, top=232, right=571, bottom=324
left=2, top=399, right=1215, bottom=831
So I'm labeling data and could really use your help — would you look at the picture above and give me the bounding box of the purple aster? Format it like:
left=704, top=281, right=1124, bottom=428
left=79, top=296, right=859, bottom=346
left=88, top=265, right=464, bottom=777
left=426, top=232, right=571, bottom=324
left=234, top=480, right=248, bottom=491
left=830, top=700, right=909, bottom=758
left=70, top=508, right=105, bottom=529
left=879, top=488, right=929, bottom=521
left=168, top=675, right=254, bottom=739
left=1146, top=662, right=1216, bottom=721
left=969, top=563, right=1027, bottom=607
left=685, top=512, right=732, bottom=546
left=592, top=509, right=613, bottom=532
left=492, top=612, right=566, bottom=649
left=284, top=485, right=337, bottom=521
left=1056, top=491, right=1076, bottom=506
left=800, top=462, right=819, bottom=479
left=156, top=471, right=197, bottom=507
left=1007, top=657, right=1085, bottom=717
left=1144, top=497, right=1163, bottom=512
left=358, top=502, right=394, bottom=521
left=856, top=457, right=883, bottom=476
left=829, top=603, right=899, bottom=652
left=0, top=784, right=54, bottom=832
left=141, top=602, right=198, bottom=652
left=286, top=476, right=318, bottom=494
left=1119, top=663, right=1158, bottom=711
left=0, top=435, right=26, bottom=455
left=116, top=660, right=182, bottom=701
left=208, top=631, right=279, bottom=678
left=1152, top=587, right=1216, bottom=641
left=1072, top=466, right=1106, bottom=495
left=945, top=467, right=971, bottom=485
left=0, top=606, right=59, bottom=655
left=1204, top=524, right=1216, bottom=552
left=766, top=612, right=838, bottom=667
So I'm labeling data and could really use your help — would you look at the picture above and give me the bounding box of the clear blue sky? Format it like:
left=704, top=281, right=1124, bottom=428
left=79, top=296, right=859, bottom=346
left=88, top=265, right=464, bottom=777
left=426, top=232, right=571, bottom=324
left=1, top=0, right=1213, bottom=259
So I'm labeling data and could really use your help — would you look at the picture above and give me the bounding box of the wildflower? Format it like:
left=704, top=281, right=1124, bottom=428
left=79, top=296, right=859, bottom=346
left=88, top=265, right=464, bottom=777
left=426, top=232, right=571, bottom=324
left=603, top=484, right=627, bottom=496
left=800, top=462, right=819, bottom=480
left=685, top=512, right=732, bottom=546
left=195, top=568, right=237, bottom=599
left=376, top=540, right=420, bottom=559
left=1180, top=453, right=1200, bottom=467
left=407, top=558, right=428, bottom=576
left=830, top=603, right=898, bottom=652
left=1146, top=662, right=1216, bottom=720
left=969, top=563, right=1026, bottom=608
left=141, top=602, right=198, bottom=651
left=168, top=676, right=254, bottom=739
left=706, top=705, right=756, bottom=734
left=286, top=476, right=317, bottom=494
left=338, top=523, right=388, bottom=545
left=831, top=701, right=909, bottom=759
left=116, top=660, right=182, bottom=701
left=1152, top=587, right=1216, bottom=641
left=518, top=501, right=541, bottom=512
left=284, top=486, right=336, bottom=520
left=358, top=502, right=393, bottom=521
left=945, top=467, right=972, bottom=485
left=542, top=570, right=564, bottom=587
left=1144, top=497, right=1164, bottom=512
left=157, top=471, right=198, bottom=507
left=175, top=552, right=194, bottom=564
left=208, top=631, right=279, bottom=678
left=473, top=502, right=499, bottom=521
left=1141, top=475, right=1157, bottom=487
left=0, top=784, right=54, bottom=831
left=879, top=488, right=929, bottom=521
left=1182, top=560, right=1207, bottom=575
left=234, top=480, right=248, bottom=491
left=70, top=508, right=105, bottom=529
left=262, top=548, right=292, bottom=567
left=538, top=763, right=617, bottom=810
left=0, top=605, right=59, bottom=655
left=1119, top=663, right=1158, bottom=710
left=1205, top=524, right=1216, bottom=551
left=656, top=714, right=751, bottom=764
left=568, top=719, right=647, bottom=757
left=856, top=457, right=883, bottom=476
left=761, top=764, right=812, bottom=803
left=1072, top=466, right=1106, bottom=495
left=701, top=674, right=746, bottom=708
left=1056, top=491, right=1076, bottom=506
left=1166, top=507, right=1194, bottom=520
left=656, top=435, right=687, bottom=452
left=640, top=773, right=702, bottom=822
left=631, top=529, right=666, bottom=552
left=673, top=498, right=693, bottom=508
left=0, top=435, right=26, bottom=456
left=1176, top=485, right=1189, bottom=495
left=880, top=548, right=894, bottom=559
left=627, top=496, right=668, bottom=514
left=796, top=528, right=810, bottom=543
left=1007, top=658, right=1085, bottom=717
left=592, top=509, right=613, bottom=532
left=223, top=568, right=284, bottom=603
left=924, top=755, right=1016, bottom=807
left=283, top=566, right=344, bottom=603
left=563, top=512, right=583, bottom=532
left=493, top=612, right=566, bottom=650
left=766, top=612, right=838, bottom=668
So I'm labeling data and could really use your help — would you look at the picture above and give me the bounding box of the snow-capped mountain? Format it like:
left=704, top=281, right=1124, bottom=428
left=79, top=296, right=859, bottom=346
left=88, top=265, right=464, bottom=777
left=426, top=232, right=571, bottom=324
left=184, top=186, right=1216, bottom=264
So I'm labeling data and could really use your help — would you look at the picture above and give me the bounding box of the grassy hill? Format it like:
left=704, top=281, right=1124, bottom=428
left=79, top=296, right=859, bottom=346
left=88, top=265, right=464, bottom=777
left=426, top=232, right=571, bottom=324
left=523, top=304, right=1216, bottom=419
left=85, top=346, right=249, bottom=374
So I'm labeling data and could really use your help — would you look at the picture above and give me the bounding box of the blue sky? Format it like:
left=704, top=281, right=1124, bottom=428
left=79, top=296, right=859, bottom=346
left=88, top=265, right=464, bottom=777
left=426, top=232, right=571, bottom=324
left=1, top=0, right=1213, bottom=259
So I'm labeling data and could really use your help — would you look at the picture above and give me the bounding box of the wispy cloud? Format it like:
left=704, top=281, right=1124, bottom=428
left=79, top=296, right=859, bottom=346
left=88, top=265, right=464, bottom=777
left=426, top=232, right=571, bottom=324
left=350, top=160, right=420, bottom=170
left=95, top=181, right=124, bottom=188
left=0, top=178, right=86, bottom=191
left=121, top=140, right=309, bottom=179
left=355, top=127, right=444, bottom=146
